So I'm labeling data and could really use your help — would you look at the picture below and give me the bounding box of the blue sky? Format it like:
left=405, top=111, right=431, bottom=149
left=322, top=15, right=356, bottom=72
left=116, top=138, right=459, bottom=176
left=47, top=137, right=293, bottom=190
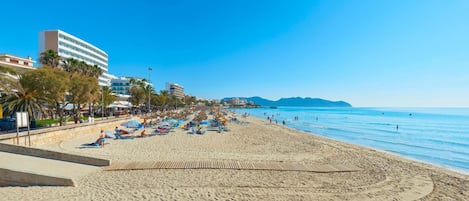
left=1, top=0, right=469, bottom=107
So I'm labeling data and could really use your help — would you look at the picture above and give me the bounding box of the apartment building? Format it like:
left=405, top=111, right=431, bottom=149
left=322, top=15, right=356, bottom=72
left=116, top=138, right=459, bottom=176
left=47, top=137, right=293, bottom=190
left=0, top=54, right=36, bottom=73
left=38, top=30, right=112, bottom=86
left=166, top=82, right=185, bottom=99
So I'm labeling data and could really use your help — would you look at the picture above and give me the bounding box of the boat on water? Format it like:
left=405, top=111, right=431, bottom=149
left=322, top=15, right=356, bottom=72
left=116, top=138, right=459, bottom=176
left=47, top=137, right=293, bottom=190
left=269, top=106, right=278, bottom=109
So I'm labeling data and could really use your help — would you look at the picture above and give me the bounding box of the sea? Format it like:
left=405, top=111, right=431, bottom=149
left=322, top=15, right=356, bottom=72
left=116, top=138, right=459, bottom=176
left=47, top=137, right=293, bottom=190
left=233, top=107, right=469, bottom=174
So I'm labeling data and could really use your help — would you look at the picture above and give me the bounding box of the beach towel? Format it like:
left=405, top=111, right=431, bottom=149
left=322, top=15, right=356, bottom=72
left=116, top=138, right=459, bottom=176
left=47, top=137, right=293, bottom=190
left=79, top=142, right=109, bottom=148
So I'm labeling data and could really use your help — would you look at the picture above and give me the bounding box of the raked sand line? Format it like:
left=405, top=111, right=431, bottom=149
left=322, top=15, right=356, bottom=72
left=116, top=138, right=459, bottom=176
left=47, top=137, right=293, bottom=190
left=104, top=160, right=362, bottom=172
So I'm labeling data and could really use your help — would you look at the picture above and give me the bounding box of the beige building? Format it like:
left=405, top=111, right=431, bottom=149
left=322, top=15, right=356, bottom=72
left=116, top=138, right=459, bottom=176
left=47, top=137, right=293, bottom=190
left=0, top=54, right=36, bottom=73
left=166, top=82, right=185, bottom=99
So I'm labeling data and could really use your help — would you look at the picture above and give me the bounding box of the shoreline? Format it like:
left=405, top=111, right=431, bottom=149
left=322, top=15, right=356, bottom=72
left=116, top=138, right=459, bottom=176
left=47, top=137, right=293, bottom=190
left=288, top=123, right=469, bottom=176
left=1, top=114, right=468, bottom=200
left=237, top=107, right=469, bottom=176
left=257, top=114, right=469, bottom=176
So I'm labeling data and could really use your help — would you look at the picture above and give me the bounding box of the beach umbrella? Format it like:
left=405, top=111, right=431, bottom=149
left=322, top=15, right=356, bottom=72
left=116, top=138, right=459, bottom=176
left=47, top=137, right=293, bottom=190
left=158, top=122, right=170, bottom=127
left=166, top=119, right=178, bottom=127
left=177, top=120, right=186, bottom=125
left=167, top=119, right=178, bottom=123
left=121, top=120, right=141, bottom=128
left=104, top=130, right=116, bottom=139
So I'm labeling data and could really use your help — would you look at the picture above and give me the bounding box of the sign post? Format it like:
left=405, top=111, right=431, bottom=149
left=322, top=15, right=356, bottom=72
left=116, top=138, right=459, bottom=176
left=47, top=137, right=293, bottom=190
left=16, top=112, right=28, bottom=145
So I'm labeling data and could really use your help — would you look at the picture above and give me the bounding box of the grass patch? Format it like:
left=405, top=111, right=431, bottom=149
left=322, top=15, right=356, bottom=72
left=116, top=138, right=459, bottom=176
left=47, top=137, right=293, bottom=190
left=36, top=119, right=60, bottom=127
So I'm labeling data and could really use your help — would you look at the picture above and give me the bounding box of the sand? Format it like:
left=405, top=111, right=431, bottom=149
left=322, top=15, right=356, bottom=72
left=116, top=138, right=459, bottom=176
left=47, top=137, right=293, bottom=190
left=1, top=115, right=468, bottom=200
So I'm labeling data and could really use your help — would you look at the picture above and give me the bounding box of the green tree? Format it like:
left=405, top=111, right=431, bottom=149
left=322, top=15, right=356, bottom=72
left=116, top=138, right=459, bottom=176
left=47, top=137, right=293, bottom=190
left=62, top=58, right=80, bottom=74
left=154, top=90, right=169, bottom=109
left=184, top=95, right=197, bottom=106
left=0, top=70, right=48, bottom=119
left=69, top=74, right=100, bottom=117
left=62, top=58, right=103, bottom=118
left=31, top=67, right=70, bottom=125
left=129, top=78, right=153, bottom=112
left=98, top=86, right=117, bottom=116
left=128, top=85, right=145, bottom=109
left=142, top=83, right=153, bottom=111
left=89, top=64, right=103, bottom=78
left=39, top=49, right=61, bottom=68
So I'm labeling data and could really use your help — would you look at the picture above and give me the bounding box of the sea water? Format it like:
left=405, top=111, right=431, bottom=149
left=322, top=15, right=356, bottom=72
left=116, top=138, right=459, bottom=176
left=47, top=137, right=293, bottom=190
left=234, top=107, right=469, bottom=174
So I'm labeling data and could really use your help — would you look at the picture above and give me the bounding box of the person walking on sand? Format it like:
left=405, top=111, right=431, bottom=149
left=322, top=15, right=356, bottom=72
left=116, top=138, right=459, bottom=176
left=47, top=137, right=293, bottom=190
left=282, top=120, right=285, bottom=128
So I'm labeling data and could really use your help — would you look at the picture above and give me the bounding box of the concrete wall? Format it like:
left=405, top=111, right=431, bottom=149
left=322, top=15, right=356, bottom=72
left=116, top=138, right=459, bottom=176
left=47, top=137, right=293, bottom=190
left=0, top=116, right=136, bottom=146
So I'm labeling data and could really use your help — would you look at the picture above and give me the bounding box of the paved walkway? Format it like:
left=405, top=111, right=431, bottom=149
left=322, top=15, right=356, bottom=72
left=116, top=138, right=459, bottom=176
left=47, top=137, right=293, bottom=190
left=105, top=160, right=361, bottom=172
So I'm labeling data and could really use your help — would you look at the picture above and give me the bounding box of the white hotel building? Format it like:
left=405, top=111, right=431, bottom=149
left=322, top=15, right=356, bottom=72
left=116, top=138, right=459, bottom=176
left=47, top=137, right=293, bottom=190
left=38, top=30, right=112, bottom=86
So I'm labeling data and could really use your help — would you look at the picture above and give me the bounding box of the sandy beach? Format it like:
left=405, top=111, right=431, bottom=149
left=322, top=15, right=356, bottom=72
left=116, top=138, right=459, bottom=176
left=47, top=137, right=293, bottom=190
left=1, top=115, right=468, bottom=200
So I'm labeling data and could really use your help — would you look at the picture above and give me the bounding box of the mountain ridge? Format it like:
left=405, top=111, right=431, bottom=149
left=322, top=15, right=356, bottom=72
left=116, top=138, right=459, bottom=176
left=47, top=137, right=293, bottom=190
left=223, top=96, right=352, bottom=107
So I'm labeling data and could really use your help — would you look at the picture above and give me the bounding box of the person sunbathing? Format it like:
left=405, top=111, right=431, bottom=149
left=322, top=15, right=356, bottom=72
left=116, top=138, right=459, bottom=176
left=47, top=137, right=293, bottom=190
left=140, top=129, right=147, bottom=137
left=155, top=127, right=170, bottom=134
left=196, top=127, right=205, bottom=135
left=115, top=126, right=130, bottom=134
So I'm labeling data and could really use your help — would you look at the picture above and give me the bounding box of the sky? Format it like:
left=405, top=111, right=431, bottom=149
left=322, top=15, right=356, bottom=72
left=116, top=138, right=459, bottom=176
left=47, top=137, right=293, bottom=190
left=1, top=0, right=469, bottom=107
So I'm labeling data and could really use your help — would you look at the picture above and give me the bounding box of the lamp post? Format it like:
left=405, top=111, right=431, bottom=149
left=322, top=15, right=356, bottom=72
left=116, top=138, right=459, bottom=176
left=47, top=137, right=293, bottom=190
left=101, top=86, right=104, bottom=120
left=148, top=67, right=152, bottom=115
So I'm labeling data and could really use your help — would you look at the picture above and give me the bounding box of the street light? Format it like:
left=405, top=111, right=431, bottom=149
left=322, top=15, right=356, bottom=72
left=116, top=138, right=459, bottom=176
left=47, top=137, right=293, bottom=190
left=148, top=67, right=152, bottom=115
left=101, top=86, right=104, bottom=120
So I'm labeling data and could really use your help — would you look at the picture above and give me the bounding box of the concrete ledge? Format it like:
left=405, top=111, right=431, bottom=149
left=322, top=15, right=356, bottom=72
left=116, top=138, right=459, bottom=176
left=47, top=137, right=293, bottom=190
left=0, top=143, right=110, bottom=166
left=0, top=168, right=74, bottom=186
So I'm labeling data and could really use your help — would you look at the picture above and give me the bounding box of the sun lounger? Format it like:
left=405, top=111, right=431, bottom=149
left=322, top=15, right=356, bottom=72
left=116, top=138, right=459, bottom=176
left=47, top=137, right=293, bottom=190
left=153, top=128, right=170, bottom=135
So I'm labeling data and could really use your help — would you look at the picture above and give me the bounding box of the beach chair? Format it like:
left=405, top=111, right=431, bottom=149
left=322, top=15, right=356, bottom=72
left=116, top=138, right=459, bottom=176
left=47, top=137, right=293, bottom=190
left=154, top=127, right=170, bottom=135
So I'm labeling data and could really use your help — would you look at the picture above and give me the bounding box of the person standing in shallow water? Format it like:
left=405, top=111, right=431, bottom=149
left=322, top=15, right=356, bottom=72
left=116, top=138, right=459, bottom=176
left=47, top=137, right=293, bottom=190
left=282, top=120, right=285, bottom=128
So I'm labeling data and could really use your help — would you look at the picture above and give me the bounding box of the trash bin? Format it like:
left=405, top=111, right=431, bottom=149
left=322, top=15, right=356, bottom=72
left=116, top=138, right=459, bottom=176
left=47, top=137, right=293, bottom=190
left=30, top=119, right=36, bottom=128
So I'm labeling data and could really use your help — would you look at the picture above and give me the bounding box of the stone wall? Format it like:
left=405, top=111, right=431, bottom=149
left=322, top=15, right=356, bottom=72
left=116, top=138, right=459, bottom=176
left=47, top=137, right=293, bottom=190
left=0, top=116, right=141, bottom=146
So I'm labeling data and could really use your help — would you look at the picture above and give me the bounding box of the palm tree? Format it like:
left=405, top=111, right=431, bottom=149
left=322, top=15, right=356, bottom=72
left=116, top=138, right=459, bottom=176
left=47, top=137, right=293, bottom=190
left=62, top=58, right=80, bottom=74
left=129, top=78, right=153, bottom=112
left=39, top=49, right=61, bottom=68
left=0, top=65, right=20, bottom=95
left=99, top=86, right=117, bottom=116
left=155, top=90, right=169, bottom=110
left=89, top=64, right=103, bottom=78
left=0, top=73, right=48, bottom=120
left=128, top=85, right=145, bottom=111
left=142, top=83, right=153, bottom=112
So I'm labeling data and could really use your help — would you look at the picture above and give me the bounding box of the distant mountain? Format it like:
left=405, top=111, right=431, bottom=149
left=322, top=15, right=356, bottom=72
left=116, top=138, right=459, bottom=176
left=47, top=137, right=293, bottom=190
left=223, top=96, right=352, bottom=107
